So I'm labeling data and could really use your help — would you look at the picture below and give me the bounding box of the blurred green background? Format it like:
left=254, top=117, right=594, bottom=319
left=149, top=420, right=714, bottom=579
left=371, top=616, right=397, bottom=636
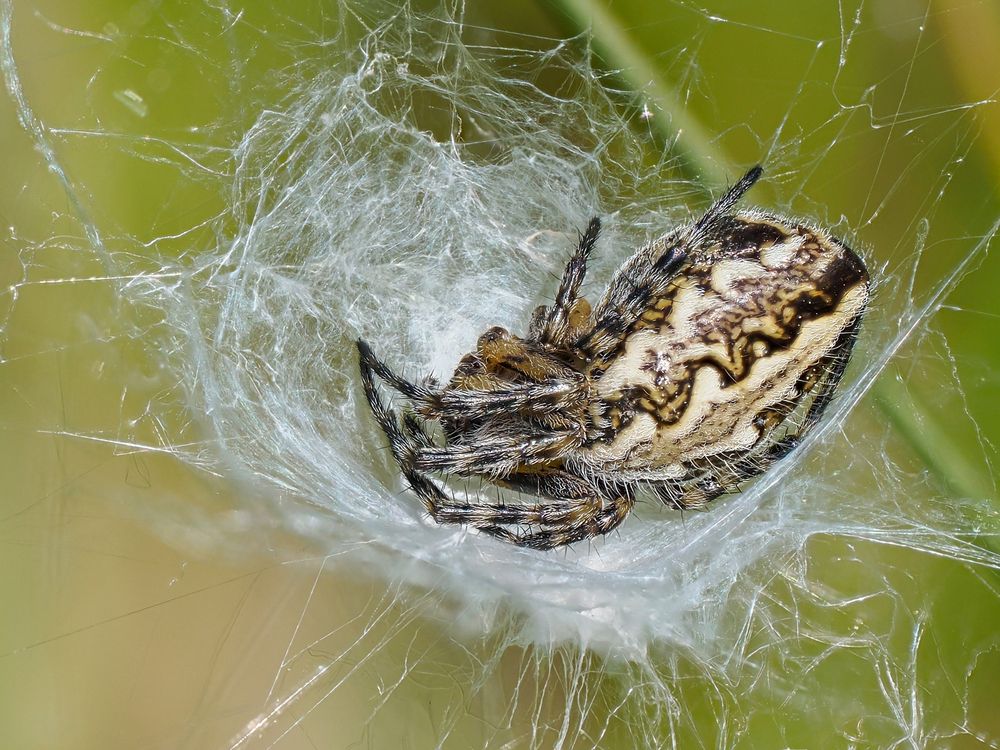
left=1, top=0, right=998, bottom=748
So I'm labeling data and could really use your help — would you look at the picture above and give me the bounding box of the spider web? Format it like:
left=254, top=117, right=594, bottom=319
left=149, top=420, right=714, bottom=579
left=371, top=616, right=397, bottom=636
left=1, top=0, right=999, bottom=747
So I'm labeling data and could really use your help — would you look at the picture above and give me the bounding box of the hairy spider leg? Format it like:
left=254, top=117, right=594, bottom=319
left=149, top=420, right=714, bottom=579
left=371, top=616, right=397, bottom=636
left=358, top=339, right=586, bottom=421
left=791, top=316, right=864, bottom=431
left=691, top=164, right=763, bottom=237
left=359, top=340, right=638, bottom=548
left=433, top=380, right=589, bottom=418
left=418, top=458, right=634, bottom=549
left=357, top=343, right=420, bottom=471
left=575, top=242, right=688, bottom=360
left=432, top=469, right=614, bottom=527
left=358, top=339, right=589, bottom=476
left=410, top=427, right=579, bottom=476
left=579, top=165, right=764, bottom=363
left=358, top=343, right=488, bottom=522
left=535, top=216, right=601, bottom=346
left=400, top=411, right=436, bottom=447
left=356, top=339, right=432, bottom=401
left=478, top=491, right=636, bottom=550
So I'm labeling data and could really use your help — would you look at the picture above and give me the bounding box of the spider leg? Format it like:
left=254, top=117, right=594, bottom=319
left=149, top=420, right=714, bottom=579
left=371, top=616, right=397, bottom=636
left=359, top=339, right=586, bottom=420
left=795, top=316, right=863, bottom=431
left=414, top=429, right=580, bottom=476
left=431, top=469, right=600, bottom=526
left=654, top=436, right=798, bottom=510
left=708, top=435, right=802, bottom=505
left=478, top=490, right=636, bottom=550
left=361, top=359, right=634, bottom=549
left=410, top=467, right=632, bottom=550
left=356, top=348, right=585, bottom=477
left=691, top=164, right=762, bottom=236
left=578, top=166, right=764, bottom=362
left=429, top=469, right=636, bottom=549
left=358, top=352, right=480, bottom=518
left=360, top=352, right=601, bottom=536
left=533, top=217, right=601, bottom=346
left=401, top=411, right=436, bottom=447
left=358, top=340, right=418, bottom=468
left=361, top=390, right=616, bottom=548
left=432, top=379, right=588, bottom=418
left=576, top=242, right=688, bottom=361
left=357, top=339, right=433, bottom=401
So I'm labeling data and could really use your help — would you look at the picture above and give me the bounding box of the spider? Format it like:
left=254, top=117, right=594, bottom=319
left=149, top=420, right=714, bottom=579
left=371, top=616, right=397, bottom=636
left=357, top=165, right=869, bottom=550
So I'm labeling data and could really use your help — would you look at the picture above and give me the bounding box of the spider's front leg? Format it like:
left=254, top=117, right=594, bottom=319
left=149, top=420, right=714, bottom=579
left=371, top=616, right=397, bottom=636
left=357, top=340, right=418, bottom=470
left=358, top=340, right=634, bottom=549
left=432, top=470, right=636, bottom=550
left=361, top=378, right=627, bottom=549
left=476, top=485, right=636, bottom=550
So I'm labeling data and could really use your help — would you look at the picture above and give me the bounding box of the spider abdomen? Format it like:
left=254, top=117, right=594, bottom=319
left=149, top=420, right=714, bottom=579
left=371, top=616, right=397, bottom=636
left=578, top=213, right=868, bottom=485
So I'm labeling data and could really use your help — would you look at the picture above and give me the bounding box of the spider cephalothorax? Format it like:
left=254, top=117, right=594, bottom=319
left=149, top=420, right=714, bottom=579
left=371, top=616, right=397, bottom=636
left=358, top=166, right=869, bottom=549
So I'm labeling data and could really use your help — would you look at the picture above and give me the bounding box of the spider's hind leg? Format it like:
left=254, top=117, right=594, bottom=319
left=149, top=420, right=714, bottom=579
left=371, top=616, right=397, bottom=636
left=357, top=350, right=463, bottom=520
left=357, top=340, right=414, bottom=467
left=531, top=216, right=600, bottom=346
left=692, top=164, right=763, bottom=235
